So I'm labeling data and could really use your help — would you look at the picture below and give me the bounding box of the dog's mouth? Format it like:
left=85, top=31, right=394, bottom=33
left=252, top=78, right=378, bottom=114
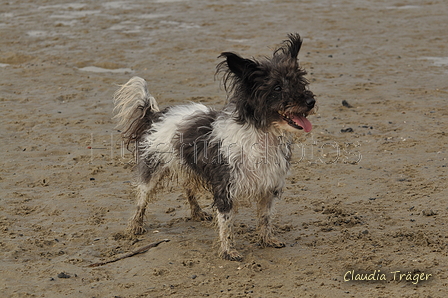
left=278, top=111, right=312, bottom=132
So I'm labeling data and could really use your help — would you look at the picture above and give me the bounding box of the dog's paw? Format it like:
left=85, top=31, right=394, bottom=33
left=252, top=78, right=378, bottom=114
left=191, top=210, right=213, bottom=222
left=127, top=224, right=147, bottom=235
left=221, top=249, right=243, bottom=262
left=260, top=237, right=286, bottom=248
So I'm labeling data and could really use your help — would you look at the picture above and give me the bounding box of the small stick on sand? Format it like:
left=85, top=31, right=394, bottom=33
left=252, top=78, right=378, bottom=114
left=88, top=239, right=170, bottom=267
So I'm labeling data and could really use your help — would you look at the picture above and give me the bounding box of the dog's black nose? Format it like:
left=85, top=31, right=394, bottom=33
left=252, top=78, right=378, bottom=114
left=306, top=97, right=315, bottom=109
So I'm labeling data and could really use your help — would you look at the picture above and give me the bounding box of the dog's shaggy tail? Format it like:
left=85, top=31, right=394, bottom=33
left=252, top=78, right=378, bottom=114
left=113, top=76, right=160, bottom=149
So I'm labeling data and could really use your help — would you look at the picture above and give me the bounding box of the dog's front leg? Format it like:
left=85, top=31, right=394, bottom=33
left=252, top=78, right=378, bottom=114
left=216, top=209, right=242, bottom=261
left=257, top=192, right=286, bottom=248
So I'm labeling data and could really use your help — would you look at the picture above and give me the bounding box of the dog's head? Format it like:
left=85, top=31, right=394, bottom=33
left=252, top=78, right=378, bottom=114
left=218, top=33, right=316, bottom=133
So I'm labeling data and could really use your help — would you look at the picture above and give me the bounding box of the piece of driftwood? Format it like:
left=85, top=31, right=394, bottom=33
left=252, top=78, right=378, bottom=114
left=88, top=239, right=170, bottom=267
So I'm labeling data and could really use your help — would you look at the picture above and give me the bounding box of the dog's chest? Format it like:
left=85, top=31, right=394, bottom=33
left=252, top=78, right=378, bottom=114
left=235, top=134, right=290, bottom=191
left=212, top=118, right=291, bottom=197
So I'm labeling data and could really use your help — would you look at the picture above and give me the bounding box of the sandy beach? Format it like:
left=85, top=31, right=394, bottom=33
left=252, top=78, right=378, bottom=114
left=1, top=0, right=447, bottom=297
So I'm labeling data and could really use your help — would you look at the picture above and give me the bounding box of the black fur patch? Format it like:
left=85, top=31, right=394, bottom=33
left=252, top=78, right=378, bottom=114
left=174, top=110, right=233, bottom=213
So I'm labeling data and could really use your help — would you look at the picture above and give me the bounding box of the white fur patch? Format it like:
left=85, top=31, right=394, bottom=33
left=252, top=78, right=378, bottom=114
left=211, top=113, right=292, bottom=202
left=139, top=103, right=210, bottom=166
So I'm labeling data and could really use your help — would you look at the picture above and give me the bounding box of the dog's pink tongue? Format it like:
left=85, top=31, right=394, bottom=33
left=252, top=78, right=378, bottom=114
left=291, top=115, right=312, bottom=132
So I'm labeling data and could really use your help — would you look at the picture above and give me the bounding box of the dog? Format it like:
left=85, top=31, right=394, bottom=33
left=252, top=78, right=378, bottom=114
left=113, top=33, right=316, bottom=261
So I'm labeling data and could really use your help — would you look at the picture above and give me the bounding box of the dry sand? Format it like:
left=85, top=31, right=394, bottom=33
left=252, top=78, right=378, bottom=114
left=1, top=0, right=447, bottom=297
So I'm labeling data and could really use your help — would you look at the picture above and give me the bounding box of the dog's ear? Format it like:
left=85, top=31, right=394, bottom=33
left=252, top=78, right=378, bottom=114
left=275, top=33, right=303, bottom=61
left=219, top=52, right=258, bottom=78
left=286, top=33, right=303, bottom=60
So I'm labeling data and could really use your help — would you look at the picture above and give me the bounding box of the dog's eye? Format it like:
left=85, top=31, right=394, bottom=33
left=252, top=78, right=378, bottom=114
left=274, top=85, right=282, bottom=92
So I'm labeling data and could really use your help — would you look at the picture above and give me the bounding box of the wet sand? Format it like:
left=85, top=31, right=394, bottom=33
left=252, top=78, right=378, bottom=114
left=1, top=0, right=447, bottom=297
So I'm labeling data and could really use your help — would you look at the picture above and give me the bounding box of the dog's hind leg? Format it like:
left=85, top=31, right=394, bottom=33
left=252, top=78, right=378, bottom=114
left=128, top=183, right=152, bottom=235
left=128, top=160, right=166, bottom=235
left=185, top=187, right=213, bottom=221
left=257, top=192, right=286, bottom=248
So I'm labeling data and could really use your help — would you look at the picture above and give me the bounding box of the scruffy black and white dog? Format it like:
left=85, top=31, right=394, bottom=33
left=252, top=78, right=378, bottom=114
left=113, top=33, right=316, bottom=261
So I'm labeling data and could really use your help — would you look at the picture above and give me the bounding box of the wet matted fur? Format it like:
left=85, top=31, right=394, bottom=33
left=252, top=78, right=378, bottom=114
left=113, top=33, right=317, bottom=261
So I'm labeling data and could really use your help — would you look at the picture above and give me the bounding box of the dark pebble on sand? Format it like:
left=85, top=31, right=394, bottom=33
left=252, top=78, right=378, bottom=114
left=191, top=275, right=197, bottom=279
left=341, top=128, right=354, bottom=133
left=90, top=177, right=95, bottom=181
left=57, top=272, right=71, bottom=279
left=342, top=100, right=353, bottom=108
